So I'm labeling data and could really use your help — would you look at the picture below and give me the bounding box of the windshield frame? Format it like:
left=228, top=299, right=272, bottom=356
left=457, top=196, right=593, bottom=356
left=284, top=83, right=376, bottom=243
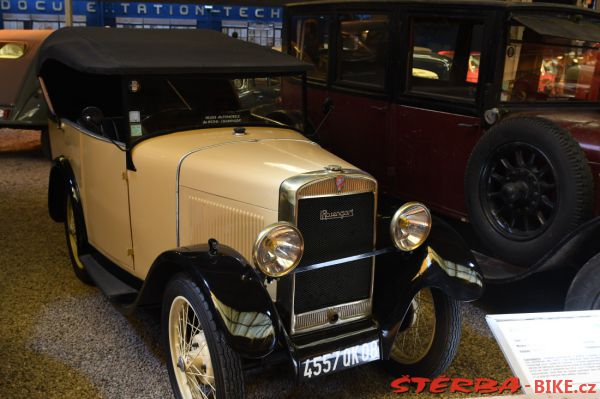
left=123, top=71, right=309, bottom=150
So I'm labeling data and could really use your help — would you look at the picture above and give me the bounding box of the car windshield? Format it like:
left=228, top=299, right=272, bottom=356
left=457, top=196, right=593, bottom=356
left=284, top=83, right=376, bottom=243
left=502, top=13, right=600, bottom=103
left=124, top=74, right=304, bottom=139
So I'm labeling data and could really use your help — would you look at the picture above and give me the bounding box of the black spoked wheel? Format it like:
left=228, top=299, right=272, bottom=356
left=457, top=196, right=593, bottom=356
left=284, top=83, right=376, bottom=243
left=480, top=142, right=558, bottom=241
left=382, top=288, right=461, bottom=378
left=466, top=117, right=593, bottom=267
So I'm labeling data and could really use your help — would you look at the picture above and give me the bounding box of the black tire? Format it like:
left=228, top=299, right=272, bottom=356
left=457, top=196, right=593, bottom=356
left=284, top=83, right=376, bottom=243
left=465, top=117, right=593, bottom=267
left=565, top=253, right=600, bottom=310
left=64, top=191, right=94, bottom=285
left=162, top=274, right=244, bottom=399
left=40, top=128, right=51, bottom=160
left=382, top=288, right=461, bottom=378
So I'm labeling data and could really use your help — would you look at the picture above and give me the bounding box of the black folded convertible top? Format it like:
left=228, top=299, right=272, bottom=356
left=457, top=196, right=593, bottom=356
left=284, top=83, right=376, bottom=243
left=37, top=27, right=312, bottom=75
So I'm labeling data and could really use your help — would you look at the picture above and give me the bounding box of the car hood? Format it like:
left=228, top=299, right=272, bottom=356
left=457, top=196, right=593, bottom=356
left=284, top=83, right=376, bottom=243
left=132, top=127, right=355, bottom=211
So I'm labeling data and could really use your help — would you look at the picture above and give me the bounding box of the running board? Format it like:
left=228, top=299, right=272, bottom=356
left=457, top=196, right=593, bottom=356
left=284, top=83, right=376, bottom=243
left=79, top=254, right=138, bottom=302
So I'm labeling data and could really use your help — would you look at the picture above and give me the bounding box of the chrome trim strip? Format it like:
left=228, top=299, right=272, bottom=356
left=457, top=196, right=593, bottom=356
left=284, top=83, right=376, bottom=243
left=294, top=298, right=372, bottom=334
left=294, top=323, right=378, bottom=350
left=293, top=247, right=394, bottom=274
left=175, top=137, right=315, bottom=246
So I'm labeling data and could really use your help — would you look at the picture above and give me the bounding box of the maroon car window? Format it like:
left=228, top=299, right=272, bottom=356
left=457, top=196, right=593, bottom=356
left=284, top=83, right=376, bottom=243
left=409, top=17, right=483, bottom=101
left=337, top=14, right=390, bottom=88
left=502, top=13, right=600, bottom=103
left=290, top=15, right=329, bottom=80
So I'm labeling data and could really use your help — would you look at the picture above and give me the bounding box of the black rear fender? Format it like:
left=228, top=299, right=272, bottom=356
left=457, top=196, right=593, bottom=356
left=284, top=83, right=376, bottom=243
left=48, top=156, right=79, bottom=222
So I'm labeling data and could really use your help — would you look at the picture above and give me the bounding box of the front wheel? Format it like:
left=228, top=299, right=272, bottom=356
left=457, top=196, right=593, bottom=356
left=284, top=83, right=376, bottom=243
left=383, top=288, right=461, bottom=378
left=162, top=274, right=244, bottom=399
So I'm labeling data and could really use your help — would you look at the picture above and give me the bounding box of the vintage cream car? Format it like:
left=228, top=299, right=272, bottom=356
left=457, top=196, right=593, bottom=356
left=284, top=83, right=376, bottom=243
left=39, top=28, right=483, bottom=399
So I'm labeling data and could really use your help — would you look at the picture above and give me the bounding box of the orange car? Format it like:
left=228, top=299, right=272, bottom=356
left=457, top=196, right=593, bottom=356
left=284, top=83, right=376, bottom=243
left=0, top=29, right=51, bottom=155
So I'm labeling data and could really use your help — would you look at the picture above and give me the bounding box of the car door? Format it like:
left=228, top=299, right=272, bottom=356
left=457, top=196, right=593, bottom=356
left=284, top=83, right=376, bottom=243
left=391, top=12, right=490, bottom=217
left=319, top=11, right=395, bottom=191
left=79, top=131, right=134, bottom=270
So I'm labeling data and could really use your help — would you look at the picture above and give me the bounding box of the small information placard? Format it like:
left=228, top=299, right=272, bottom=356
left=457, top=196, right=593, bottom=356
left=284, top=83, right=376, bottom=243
left=486, top=310, right=600, bottom=396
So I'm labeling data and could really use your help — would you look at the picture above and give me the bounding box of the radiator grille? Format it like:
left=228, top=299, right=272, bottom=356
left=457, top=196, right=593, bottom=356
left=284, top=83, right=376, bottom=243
left=297, top=192, right=374, bottom=265
left=277, top=171, right=377, bottom=335
left=298, top=176, right=376, bottom=198
left=294, top=257, right=372, bottom=313
left=294, top=299, right=372, bottom=333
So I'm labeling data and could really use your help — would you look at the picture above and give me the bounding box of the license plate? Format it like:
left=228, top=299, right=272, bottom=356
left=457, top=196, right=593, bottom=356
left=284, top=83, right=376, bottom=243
left=300, top=339, right=380, bottom=380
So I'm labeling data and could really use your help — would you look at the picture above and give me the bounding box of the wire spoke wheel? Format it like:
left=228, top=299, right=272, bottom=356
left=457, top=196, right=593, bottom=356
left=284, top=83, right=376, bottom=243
left=383, top=288, right=460, bottom=377
left=64, top=191, right=93, bottom=285
left=390, top=288, right=436, bottom=364
left=66, top=195, right=84, bottom=269
left=169, top=296, right=216, bottom=399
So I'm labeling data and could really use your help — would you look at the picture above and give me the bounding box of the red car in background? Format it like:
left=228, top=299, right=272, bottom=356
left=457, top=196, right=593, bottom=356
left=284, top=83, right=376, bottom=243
left=282, top=1, right=600, bottom=295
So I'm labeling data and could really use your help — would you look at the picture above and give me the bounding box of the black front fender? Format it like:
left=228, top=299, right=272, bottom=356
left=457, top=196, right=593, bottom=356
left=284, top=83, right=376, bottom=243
left=374, top=216, right=483, bottom=355
left=138, top=244, right=284, bottom=359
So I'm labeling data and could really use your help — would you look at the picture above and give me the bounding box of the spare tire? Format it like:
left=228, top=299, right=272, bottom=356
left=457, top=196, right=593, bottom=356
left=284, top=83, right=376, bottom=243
left=465, top=117, right=593, bottom=267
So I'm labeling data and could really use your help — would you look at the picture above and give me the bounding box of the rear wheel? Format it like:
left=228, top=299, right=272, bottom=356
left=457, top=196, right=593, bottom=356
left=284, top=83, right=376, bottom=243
left=64, top=191, right=93, bottom=285
left=383, top=288, right=461, bottom=378
left=163, top=274, right=244, bottom=399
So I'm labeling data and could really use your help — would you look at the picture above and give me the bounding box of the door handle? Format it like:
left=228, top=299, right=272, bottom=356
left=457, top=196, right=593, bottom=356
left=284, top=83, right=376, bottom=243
left=457, top=123, right=479, bottom=128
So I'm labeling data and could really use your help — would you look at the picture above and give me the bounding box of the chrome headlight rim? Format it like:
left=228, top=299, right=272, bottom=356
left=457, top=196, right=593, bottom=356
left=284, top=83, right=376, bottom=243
left=390, top=202, right=432, bottom=252
left=252, top=222, right=304, bottom=278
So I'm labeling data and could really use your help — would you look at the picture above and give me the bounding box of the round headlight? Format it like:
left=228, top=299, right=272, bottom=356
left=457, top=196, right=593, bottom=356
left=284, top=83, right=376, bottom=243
left=390, top=202, right=432, bottom=251
left=252, top=222, right=304, bottom=277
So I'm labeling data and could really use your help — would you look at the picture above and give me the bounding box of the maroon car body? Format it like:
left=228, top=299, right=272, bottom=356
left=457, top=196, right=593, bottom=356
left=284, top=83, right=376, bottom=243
left=283, top=0, right=600, bottom=280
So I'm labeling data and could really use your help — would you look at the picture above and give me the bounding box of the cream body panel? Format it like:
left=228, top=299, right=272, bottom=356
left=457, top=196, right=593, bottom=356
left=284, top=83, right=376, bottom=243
left=178, top=134, right=353, bottom=211
left=49, top=119, right=133, bottom=269
left=79, top=132, right=134, bottom=269
left=178, top=187, right=277, bottom=263
left=49, top=121, right=83, bottom=194
left=129, top=126, right=353, bottom=280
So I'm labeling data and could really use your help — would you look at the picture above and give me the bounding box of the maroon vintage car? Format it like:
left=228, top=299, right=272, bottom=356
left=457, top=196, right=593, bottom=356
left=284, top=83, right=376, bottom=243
left=282, top=0, right=600, bottom=283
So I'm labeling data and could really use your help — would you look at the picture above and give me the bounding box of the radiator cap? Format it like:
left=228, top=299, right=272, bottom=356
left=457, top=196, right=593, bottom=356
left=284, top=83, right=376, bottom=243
left=324, top=164, right=343, bottom=172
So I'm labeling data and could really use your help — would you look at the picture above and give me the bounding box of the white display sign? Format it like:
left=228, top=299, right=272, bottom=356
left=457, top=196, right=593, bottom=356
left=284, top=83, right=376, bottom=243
left=486, top=310, right=600, bottom=397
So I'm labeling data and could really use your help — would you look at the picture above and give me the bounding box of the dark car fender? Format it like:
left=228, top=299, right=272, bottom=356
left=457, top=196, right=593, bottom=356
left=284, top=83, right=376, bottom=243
left=374, top=216, right=483, bottom=357
left=136, top=243, right=286, bottom=359
left=487, top=216, right=600, bottom=283
left=48, top=156, right=81, bottom=223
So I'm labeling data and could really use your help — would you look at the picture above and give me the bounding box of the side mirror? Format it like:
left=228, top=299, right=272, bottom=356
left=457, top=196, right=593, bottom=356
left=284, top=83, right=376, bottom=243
left=81, top=106, right=104, bottom=126
left=322, top=98, right=334, bottom=114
